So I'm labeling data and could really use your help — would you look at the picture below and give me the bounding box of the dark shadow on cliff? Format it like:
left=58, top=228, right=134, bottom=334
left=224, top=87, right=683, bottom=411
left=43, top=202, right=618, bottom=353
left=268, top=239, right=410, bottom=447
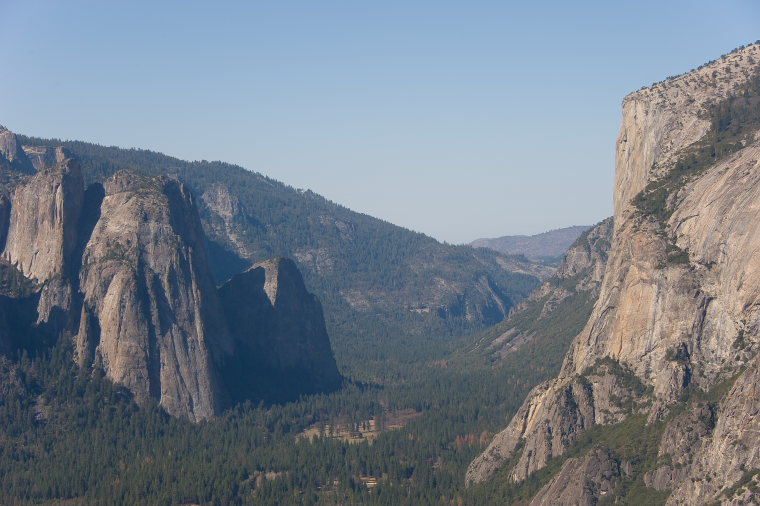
left=205, top=239, right=250, bottom=285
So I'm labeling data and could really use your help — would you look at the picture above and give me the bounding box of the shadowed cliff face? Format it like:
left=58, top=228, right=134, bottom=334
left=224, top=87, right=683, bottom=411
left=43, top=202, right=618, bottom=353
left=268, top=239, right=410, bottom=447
left=0, top=131, right=342, bottom=421
left=0, top=126, right=34, bottom=175
left=468, top=43, right=760, bottom=505
left=219, top=257, right=341, bottom=403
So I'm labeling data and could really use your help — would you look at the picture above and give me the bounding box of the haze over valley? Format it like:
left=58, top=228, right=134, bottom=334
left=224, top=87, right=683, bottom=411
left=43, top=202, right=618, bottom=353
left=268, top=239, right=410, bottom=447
left=1, top=2, right=759, bottom=505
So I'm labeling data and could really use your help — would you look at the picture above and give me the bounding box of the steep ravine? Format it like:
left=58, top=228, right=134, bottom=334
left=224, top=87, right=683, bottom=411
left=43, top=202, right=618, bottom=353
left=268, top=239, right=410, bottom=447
left=472, top=217, right=612, bottom=363
left=467, top=43, right=760, bottom=505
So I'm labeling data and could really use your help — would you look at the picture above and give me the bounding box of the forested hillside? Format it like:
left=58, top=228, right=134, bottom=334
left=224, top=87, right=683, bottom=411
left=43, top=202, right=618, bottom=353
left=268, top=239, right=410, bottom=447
left=16, top=135, right=540, bottom=375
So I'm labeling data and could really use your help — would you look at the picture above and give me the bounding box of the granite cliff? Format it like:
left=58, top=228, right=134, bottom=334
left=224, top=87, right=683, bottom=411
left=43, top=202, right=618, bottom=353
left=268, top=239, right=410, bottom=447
left=0, top=130, right=341, bottom=421
left=74, top=171, right=234, bottom=420
left=467, top=43, right=760, bottom=505
left=16, top=136, right=542, bottom=365
left=218, top=257, right=341, bottom=402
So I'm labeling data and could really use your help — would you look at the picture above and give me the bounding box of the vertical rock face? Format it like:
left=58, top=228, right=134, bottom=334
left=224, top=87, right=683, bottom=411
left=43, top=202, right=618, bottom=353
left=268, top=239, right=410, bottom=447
left=565, top=45, right=760, bottom=392
left=0, top=154, right=84, bottom=340
left=2, top=157, right=83, bottom=283
left=0, top=126, right=34, bottom=174
left=612, top=46, right=757, bottom=216
left=74, top=173, right=341, bottom=420
left=76, top=171, right=234, bottom=421
left=468, top=43, right=760, bottom=504
left=218, top=257, right=341, bottom=402
left=0, top=130, right=342, bottom=421
left=200, top=183, right=257, bottom=260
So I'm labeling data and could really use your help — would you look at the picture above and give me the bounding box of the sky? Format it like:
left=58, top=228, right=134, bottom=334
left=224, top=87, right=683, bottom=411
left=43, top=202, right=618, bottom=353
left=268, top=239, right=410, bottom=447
left=0, top=1, right=758, bottom=244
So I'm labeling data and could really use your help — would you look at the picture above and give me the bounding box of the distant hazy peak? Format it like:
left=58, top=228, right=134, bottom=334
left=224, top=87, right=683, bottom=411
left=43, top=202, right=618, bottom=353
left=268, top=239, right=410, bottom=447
left=471, top=225, right=592, bottom=260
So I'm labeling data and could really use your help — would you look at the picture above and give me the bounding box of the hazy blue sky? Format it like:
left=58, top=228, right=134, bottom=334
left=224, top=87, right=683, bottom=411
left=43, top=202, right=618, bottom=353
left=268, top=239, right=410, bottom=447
left=1, top=1, right=758, bottom=243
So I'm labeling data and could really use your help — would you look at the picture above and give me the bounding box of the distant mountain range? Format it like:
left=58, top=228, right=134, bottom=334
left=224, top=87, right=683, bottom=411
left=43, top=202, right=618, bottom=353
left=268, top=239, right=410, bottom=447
left=471, top=225, right=592, bottom=261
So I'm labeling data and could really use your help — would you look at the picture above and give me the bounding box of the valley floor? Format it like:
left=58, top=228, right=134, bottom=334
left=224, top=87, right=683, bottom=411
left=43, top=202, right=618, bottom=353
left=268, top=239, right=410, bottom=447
left=0, top=322, right=570, bottom=506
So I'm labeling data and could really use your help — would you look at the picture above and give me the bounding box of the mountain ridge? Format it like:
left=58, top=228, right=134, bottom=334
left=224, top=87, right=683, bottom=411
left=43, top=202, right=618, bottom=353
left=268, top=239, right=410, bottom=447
left=471, top=225, right=592, bottom=262
left=14, top=133, right=544, bottom=373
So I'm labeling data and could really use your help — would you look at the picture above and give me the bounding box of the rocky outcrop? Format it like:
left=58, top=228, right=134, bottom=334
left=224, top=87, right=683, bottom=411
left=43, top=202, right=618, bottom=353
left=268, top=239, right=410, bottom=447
left=219, top=257, right=341, bottom=402
left=75, top=171, right=234, bottom=421
left=0, top=154, right=84, bottom=340
left=665, top=353, right=760, bottom=504
left=71, top=171, right=341, bottom=420
left=0, top=129, right=343, bottom=421
left=560, top=134, right=760, bottom=408
left=200, top=184, right=258, bottom=261
left=552, top=219, right=611, bottom=292
left=523, top=217, right=612, bottom=318
left=17, top=133, right=545, bottom=352
left=468, top=43, right=760, bottom=503
left=0, top=126, right=34, bottom=175
left=2, top=156, right=83, bottom=283
left=467, top=359, right=644, bottom=484
left=644, top=402, right=714, bottom=492
left=613, top=45, right=760, bottom=216
left=528, top=448, right=629, bottom=506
